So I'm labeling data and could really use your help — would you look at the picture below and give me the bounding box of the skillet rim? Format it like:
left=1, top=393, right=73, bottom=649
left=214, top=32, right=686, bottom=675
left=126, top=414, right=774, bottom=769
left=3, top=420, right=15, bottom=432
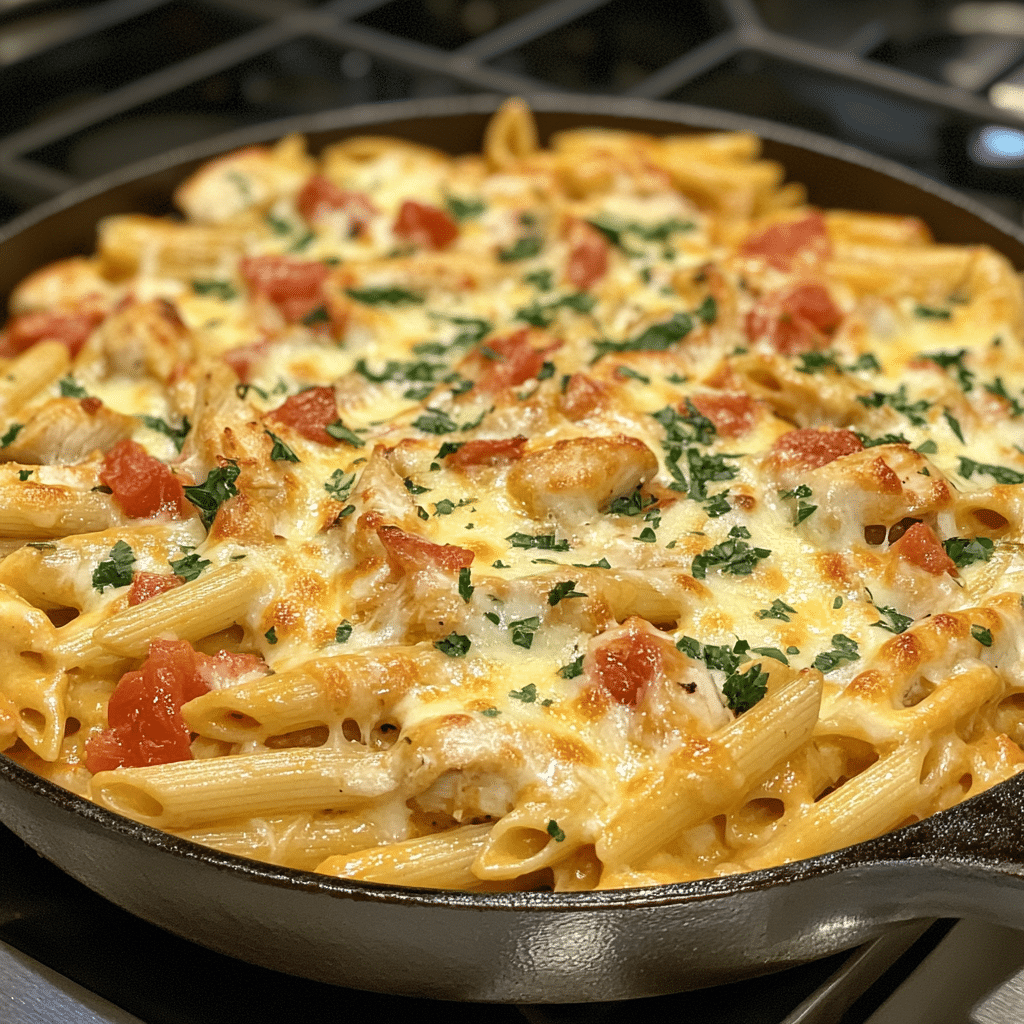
left=2, top=91, right=1024, bottom=916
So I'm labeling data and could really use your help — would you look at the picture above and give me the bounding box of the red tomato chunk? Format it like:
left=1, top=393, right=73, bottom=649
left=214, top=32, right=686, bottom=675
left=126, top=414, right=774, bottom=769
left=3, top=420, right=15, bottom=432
left=445, top=435, right=528, bottom=469
left=891, top=522, right=957, bottom=577
left=128, top=572, right=184, bottom=606
left=269, top=386, right=338, bottom=445
left=100, top=439, right=186, bottom=519
left=589, top=622, right=664, bottom=707
left=85, top=641, right=266, bottom=772
left=739, top=213, right=831, bottom=272
left=377, top=524, right=474, bottom=574
left=239, top=255, right=330, bottom=323
left=297, top=175, right=377, bottom=233
left=566, top=221, right=609, bottom=291
left=689, top=392, right=758, bottom=439
left=478, top=329, right=547, bottom=392
left=393, top=200, right=459, bottom=251
left=745, top=283, right=843, bottom=355
left=1, top=308, right=103, bottom=358
left=769, top=428, right=863, bottom=471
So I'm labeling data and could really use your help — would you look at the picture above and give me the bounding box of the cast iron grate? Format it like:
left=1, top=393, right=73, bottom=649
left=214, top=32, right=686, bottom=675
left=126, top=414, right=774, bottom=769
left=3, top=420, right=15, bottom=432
left=0, top=0, right=1022, bottom=226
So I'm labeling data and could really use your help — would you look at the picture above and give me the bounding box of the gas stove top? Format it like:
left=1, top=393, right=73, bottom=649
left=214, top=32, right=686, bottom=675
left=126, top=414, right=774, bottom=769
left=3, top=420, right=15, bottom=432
left=1, top=2, right=1024, bottom=1021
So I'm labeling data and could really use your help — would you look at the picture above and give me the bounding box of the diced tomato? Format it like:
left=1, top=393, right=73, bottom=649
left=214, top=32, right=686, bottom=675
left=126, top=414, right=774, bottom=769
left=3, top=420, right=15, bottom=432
left=588, top=621, right=664, bottom=708
left=84, top=640, right=267, bottom=773
left=297, top=175, right=377, bottom=234
left=393, top=200, right=459, bottom=251
left=566, top=220, right=609, bottom=291
left=239, top=255, right=330, bottom=323
left=689, top=392, right=758, bottom=439
left=100, top=439, right=186, bottom=519
left=0, top=308, right=103, bottom=358
left=477, top=329, right=548, bottom=392
left=80, top=396, right=103, bottom=415
left=560, top=372, right=606, bottom=421
left=739, top=213, right=831, bottom=272
left=268, top=386, right=338, bottom=445
left=377, top=524, right=474, bottom=574
left=891, top=522, right=957, bottom=577
left=128, top=572, right=184, bottom=606
left=84, top=639, right=211, bottom=772
left=769, top=428, right=864, bottom=471
left=745, top=283, right=843, bottom=355
left=223, top=341, right=270, bottom=383
left=445, top=435, right=528, bottom=469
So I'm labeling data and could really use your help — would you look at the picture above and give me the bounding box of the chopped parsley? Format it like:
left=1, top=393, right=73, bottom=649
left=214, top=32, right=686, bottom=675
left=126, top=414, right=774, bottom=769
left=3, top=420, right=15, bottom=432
left=606, top=487, right=658, bottom=517
left=915, top=305, right=951, bottom=319
left=691, top=526, right=771, bottom=579
left=58, top=375, right=88, bottom=398
left=547, top=580, right=587, bottom=605
left=265, top=626, right=278, bottom=645
left=958, top=457, right=1024, bottom=485
left=758, top=598, right=796, bottom=622
left=480, top=706, right=501, bottom=717
left=413, top=408, right=459, bottom=435
left=972, top=624, right=993, bottom=647
left=498, top=236, right=543, bottom=262
left=558, top=654, right=585, bottom=679
left=169, top=552, right=210, bottom=582
left=192, top=279, right=237, bottom=300
left=593, top=311, right=694, bottom=360
left=856, top=385, right=930, bottom=426
left=920, top=349, right=973, bottom=392
left=943, top=535, right=994, bottom=568
left=139, top=414, right=191, bottom=452
left=0, top=423, right=23, bottom=448
left=515, top=292, right=594, bottom=328
left=301, top=306, right=330, bottom=326
left=795, top=350, right=840, bottom=375
left=403, top=477, right=429, bottom=495
left=703, top=492, right=732, bottom=518
left=92, top=540, right=135, bottom=593
left=546, top=819, right=566, bottom=842
left=812, top=634, right=860, bottom=673
left=676, top=636, right=768, bottom=713
left=856, top=431, right=911, bottom=448
left=871, top=604, right=912, bottom=634
left=509, top=616, right=540, bottom=649
left=434, top=632, right=471, bottom=657
left=345, top=287, right=424, bottom=305
left=943, top=408, right=965, bottom=443
left=335, top=621, right=353, bottom=644
left=506, top=532, right=570, bottom=551
left=184, top=463, right=240, bottom=529
left=458, top=567, right=474, bottom=603
left=17, top=469, right=31, bottom=480
left=325, top=420, right=365, bottom=448
left=984, top=377, right=1024, bottom=417
left=445, top=196, right=485, bottom=221
left=509, top=682, right=545, bottom=703
left=264, top=429, right=300, bottom=463
left=324, top=469, right=355, bottom=502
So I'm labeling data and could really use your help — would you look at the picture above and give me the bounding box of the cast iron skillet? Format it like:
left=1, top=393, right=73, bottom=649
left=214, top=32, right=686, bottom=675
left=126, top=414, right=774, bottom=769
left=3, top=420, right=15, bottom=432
left=2, top=94, right=1024, bottom=1004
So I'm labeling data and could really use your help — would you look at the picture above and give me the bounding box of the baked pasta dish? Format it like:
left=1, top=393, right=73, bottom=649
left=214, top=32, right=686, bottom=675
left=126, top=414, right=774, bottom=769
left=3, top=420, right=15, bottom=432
left=2, top=100, right=1024, bottom=892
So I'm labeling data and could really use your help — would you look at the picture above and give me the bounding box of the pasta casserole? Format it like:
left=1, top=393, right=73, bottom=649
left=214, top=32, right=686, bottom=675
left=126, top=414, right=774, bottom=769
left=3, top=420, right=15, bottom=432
left=2, top=99, right=1024, bottom=891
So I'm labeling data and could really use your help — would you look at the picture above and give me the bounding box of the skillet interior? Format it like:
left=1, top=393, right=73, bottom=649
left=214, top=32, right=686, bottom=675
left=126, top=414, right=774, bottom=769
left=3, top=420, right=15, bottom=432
left=2, top=93, right=1024, bottom=1002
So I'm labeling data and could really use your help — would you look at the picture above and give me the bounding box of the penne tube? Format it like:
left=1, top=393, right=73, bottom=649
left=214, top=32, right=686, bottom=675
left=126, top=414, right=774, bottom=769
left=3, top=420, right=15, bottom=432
left=598, top=669, right=823, bottom=868
left=747, top=743, right=926, bottom=868
left=0, top=342, right=69, bottom=420
left=90, top=563, right=255, bottom=658
left=90, top=746, right=397, bottom=829
left=316, top=823, right=492, bottom=888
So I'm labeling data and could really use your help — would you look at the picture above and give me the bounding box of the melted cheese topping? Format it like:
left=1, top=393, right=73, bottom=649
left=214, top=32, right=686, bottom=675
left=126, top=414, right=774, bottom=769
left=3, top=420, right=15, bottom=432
left=2, top=103, right=1024, bottom=890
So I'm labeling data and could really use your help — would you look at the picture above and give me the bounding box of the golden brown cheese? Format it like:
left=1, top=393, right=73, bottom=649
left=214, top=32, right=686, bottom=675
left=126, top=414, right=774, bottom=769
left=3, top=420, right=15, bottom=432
left=2, top=99, right=1024, bottom=891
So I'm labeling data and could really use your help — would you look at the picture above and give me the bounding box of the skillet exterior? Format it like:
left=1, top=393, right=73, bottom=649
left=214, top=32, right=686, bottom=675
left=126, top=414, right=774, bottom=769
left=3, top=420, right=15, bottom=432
left=2, top=94, right=1024, bottom=1001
